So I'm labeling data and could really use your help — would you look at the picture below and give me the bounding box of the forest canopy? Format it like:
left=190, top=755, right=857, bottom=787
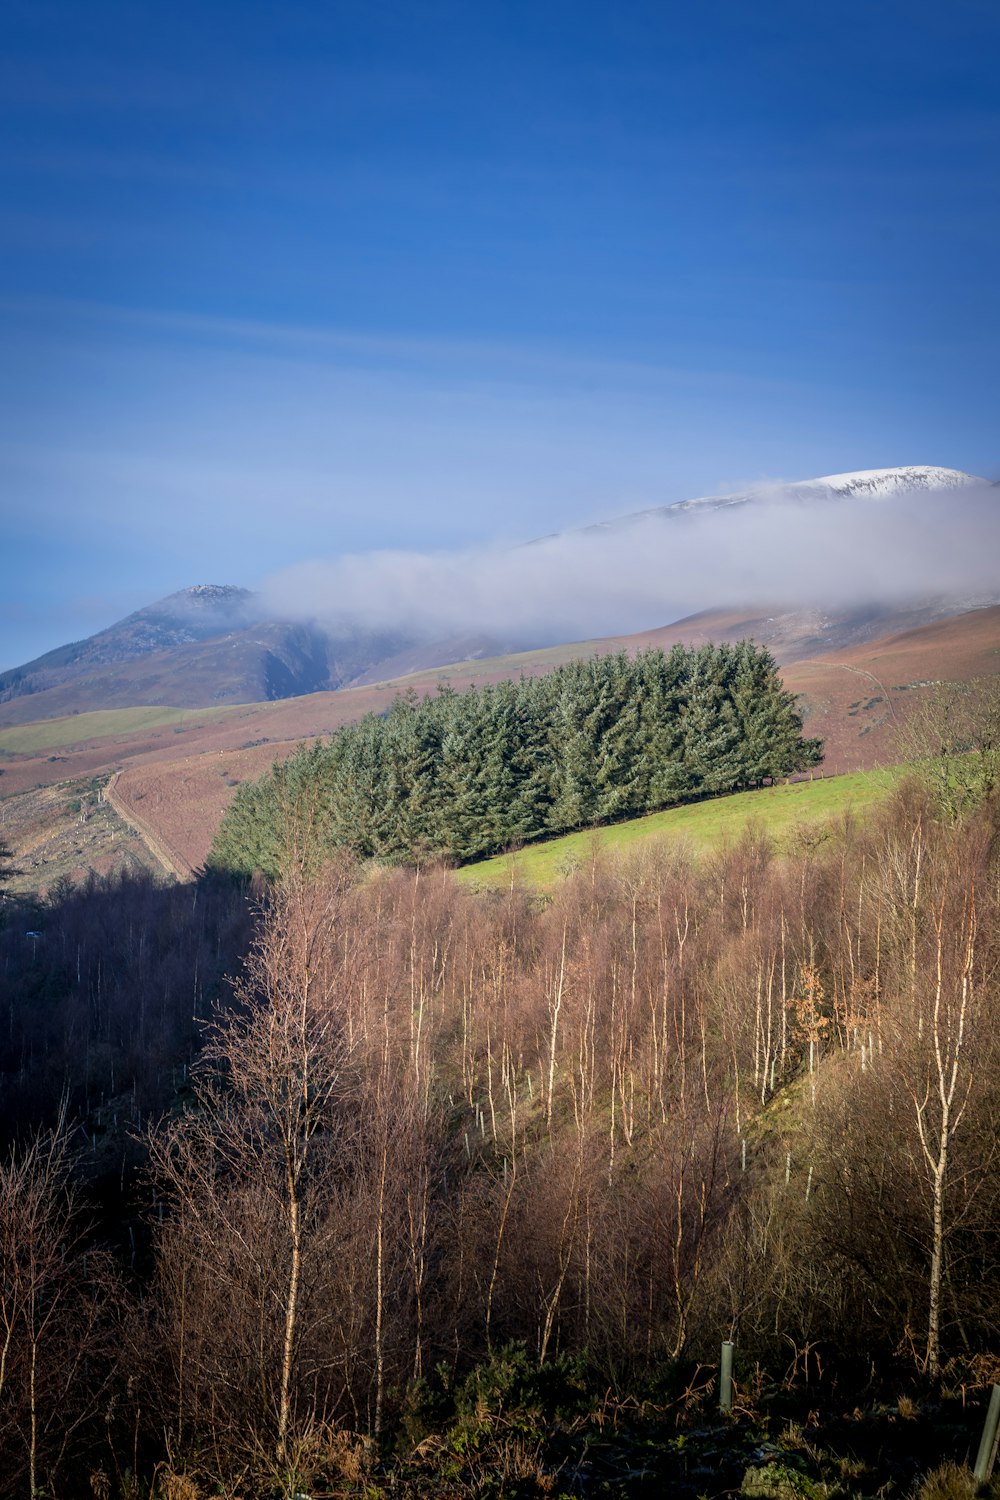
left=210, top=642, right=822, bottom=878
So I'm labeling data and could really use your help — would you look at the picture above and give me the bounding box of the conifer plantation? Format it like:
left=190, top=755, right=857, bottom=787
left=210, top=643, right=822, bottom=878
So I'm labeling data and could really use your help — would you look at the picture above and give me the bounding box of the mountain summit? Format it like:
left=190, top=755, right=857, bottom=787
left=586, top=465, right=984, bottom=531
left=1, top=585, right=255, bottom=685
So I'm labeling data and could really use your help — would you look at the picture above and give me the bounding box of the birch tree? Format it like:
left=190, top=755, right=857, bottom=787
left=0, top=1118, right=118, bottom=1500
left=151, top=875, right=350, bottom=1484
left=912, top=884, right=978, bottom=1378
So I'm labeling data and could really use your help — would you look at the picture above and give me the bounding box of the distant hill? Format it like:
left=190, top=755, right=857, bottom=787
left=1, top=465, right=993, bottom=725
left=1, top=584, right=254, bottom=685
left=0, top=586, right=417, bottom=725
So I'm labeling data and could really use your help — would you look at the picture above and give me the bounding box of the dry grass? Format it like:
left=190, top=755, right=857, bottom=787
left=913, top=1461, right=979, bottom=1500
left=155, top=1470, right=202, bottom=1500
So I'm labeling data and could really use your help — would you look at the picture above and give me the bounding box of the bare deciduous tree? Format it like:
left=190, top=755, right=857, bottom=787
left=150, top=872, right=352, bottom=1484
left=0, top=1116, right=119, bottom=1500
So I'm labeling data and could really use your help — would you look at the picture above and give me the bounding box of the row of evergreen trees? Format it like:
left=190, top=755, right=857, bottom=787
left=209, top=643, right=823, bottom=877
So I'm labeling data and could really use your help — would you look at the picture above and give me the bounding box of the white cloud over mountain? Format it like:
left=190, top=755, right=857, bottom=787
left=260, top=467, right=999, bottom=647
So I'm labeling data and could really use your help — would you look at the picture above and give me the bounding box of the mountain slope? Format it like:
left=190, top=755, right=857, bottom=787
left=0, top=586, right=421, bottom=724
left=1, top=464, right=992, bottom=724
left=105, top=602, right=1000, bottom=875
left=0, top=585, right=254, bottom=691
left=2, top=602, right=998, bottom=885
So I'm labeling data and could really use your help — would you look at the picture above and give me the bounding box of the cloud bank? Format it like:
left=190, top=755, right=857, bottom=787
left=259, top=483, right=1000, bottom=648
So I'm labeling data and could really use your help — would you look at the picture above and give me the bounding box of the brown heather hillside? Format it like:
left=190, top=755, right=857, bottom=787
left=2, top=604, right=998, bottom=883
left=781, top=603, right=1000, bottom=772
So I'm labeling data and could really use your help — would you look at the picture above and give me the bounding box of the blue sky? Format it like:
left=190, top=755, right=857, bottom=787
left=2, top=0, right=999, bottom=667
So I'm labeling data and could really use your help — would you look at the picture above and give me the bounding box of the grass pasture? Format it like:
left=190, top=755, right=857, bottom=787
left=0, top=703, right=241, bottom=756
left=457, top=766, right=905, bottom=889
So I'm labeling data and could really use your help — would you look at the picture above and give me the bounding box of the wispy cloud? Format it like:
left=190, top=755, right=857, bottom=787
left=0, top=294, right=785, bottom=394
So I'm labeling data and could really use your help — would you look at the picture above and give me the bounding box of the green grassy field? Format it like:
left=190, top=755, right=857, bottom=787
left=0, top=703, right=242, bottom=755
left=457, top=767, right=906, bottom=889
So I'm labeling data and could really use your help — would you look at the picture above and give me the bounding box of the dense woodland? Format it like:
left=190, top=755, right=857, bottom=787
left=2, top=760, right=1000, bottom=1496
left=209, top=643, right=823, bottom=877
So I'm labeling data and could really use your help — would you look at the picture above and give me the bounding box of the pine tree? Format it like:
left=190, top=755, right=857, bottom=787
left=547, top=663, right=601, bottom=831
left=641, top=645, right=692, bottom=807
left=681, top=645, right=743, bottom=794
left=731, top=641, right=822, bottom=785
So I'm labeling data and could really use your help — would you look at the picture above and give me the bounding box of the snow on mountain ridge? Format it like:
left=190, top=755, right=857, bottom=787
left=667, top=465, right=981, bottom=513
left=799, top=465, right=981, bottom=495
left=579, top=466, right=984, bottom=534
